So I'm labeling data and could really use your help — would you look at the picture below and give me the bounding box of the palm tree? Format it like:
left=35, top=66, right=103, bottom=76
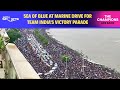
left=61, top=55, right=70, bottom=79
left=78, top=50, right=86, bottom=77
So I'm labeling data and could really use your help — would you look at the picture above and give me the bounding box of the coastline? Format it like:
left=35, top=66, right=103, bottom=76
left=45, top=29, right=119, bottom=73
left=46, top=29, right=100, bottom=65
left=15, top=28, right=120, bottom=79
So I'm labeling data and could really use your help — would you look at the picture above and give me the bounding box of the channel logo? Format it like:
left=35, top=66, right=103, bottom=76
left=97, top=15, right=119, bottom=24
left=2, top=16, right=19, bottom=22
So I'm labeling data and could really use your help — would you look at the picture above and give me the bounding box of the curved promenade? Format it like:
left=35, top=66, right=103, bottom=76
left=15, top=29, right=120, bottom=79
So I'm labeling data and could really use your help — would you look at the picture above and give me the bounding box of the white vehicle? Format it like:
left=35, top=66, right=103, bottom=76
left=54, top=63, right=58, bottom=67
left=38, top=73, right=43, bottom=76
left=49, top=70, right=54, bottom=74
left=49, top=60, right=53, bottom=66
left=52, top=67, right=57, bottom=70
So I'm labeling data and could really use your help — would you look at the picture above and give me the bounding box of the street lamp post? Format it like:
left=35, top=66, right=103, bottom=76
left=82, top=58, right=85, bottom=75
left=65, top=59, right=67, bottom=79
left=65, top=57, right=68, bottom=79
left=80, top=50, right=85, bottom=76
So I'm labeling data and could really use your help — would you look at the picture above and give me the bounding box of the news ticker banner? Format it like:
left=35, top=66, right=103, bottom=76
left=0, top=11, right=120, bottom=28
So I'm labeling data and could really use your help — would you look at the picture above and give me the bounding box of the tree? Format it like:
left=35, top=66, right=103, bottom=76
left=43, top=39, right=48, bottom=45
left=7, top=29, right=21, bottom=43
left=61, top=54, right=70, bottom=79
left=61, top=55, right=70, bottom=62
left=34, top=29, right=48, bottom=45
left=0, top=36, right=5, bottom=53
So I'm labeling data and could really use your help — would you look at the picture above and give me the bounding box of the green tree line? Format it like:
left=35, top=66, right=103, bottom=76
left=7, top=29, right=21, bottom=43
left=34, top=29, right=48, bottom=45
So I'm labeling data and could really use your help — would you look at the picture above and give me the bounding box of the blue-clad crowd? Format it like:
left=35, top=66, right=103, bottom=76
left=14, top=29, right=120, bottom=79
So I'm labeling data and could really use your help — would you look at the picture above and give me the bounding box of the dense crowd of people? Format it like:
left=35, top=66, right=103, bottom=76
left=13, top=29, right=120, bottom=79
left=15, top=30, right=51, bottom=74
